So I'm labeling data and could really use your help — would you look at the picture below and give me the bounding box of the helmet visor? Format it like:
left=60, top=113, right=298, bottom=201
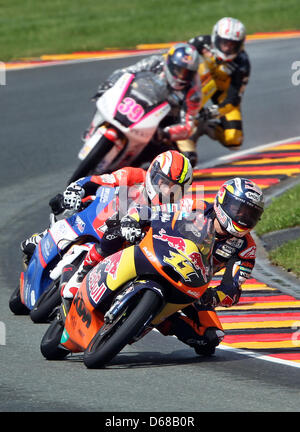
left=222, top=192, right=263, bottom=229
left=215, top=36, right=242, bottom=56
left=168, top=62, right=196, bottom=84
left=151, top=171, right=183, bottom=203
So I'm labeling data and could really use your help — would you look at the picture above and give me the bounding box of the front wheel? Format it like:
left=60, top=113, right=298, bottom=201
left=9, top=285, right=29, bottom=315
left=83, top=290, right=162, bottom=369
left=40, top=314, right=69, bottom=360
left=68, top=135, right=115, bottom=183
left=30, top=279, right=61, bottom=323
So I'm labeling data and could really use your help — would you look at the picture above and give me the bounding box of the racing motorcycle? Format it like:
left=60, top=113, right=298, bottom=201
left=68, top=66, right=218, bottom=184
left=9, top=185, right=125, bottom=323
left=40, top=207, right=216, bottom=368
left=68, top=70, right=171, bottom=183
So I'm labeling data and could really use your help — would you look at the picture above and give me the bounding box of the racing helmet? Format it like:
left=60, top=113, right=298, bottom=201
left=145, top=150, right=193, bottom=205
left=164, top=43, right=200, bottom=90
left=214, top=178, right=264, bottom=237
left=212, top=17, right=246, bottom=61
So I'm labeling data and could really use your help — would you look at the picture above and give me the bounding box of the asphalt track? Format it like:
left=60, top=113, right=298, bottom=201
left=1, top=37, right=300, bottom=414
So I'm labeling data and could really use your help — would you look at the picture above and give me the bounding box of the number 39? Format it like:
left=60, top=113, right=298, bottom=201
left=118, top=97, right=144, bottom=122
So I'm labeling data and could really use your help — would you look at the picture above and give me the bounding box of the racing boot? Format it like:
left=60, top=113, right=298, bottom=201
left=61, top=243, right=106, bottom=303
left=157, top=313, right=224, bottom=356
left=20, top=230, right=47, bottom=269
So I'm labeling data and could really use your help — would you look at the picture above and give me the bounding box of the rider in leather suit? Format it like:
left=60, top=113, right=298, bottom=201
left=181, top=17, right=250, bottom=159
left=94, top=43, right=202, bottom=167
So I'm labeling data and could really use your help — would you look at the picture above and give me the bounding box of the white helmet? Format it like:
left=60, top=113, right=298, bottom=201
left=212, top=17, right=246, bottom=61
left=145, top=150, right=193, bottom=205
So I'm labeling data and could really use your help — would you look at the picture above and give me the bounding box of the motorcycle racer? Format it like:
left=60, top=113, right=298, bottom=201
left=93, top=43, right=202, bottom=167
left=157, top=177, right=264, bottom=355
left=184, top=17, right=250, bottom=155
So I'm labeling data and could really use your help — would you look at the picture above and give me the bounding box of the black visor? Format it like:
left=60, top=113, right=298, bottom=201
left=222, top=191, right=263, bottom=229
left=168, top=62, right=196, bottom=83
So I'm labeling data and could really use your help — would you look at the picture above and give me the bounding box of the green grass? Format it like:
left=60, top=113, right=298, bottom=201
left=255, top=182, right=300, bottom=236
left=269, top=239, right=300, bottom=277
left=255, top=181, right=300, bottom=277
left=1, top=0, right=300, bottom=61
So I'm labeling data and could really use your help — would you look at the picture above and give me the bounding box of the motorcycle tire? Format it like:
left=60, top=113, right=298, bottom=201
left=68, top=135, right=115, bottom=184
left=8, top=285, right=29, bottom=315
left=30, top=278, right=61, bottom=324
left=83, top=289, right=162, bottom=369
left=40, top=313, right=69, bottom=360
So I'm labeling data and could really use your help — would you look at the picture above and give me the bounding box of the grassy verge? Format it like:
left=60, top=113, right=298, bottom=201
left=255, top=182, right=300, bottom=277
left=255, top=182, right=300, bottom=236
left=1, top=0, right=300, bottom=61
left=269, top=239, right=300, bottom=277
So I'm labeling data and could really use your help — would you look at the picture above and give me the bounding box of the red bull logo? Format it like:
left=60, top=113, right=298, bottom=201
left=104, top=250, right=123, bottom=279
left=153, top=229, right=186, bottom=252
left=188, top=252, right=207, bottom=282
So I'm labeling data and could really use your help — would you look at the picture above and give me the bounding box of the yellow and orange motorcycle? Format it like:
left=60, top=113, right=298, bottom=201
left=40, top=207, right=217, bottom=368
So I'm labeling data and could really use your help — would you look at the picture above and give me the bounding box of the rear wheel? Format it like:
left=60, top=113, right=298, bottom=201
left=30, top=279, right=61, bottom=323
left=8, top=286, right=29, bottom=315
left=40, top=313, right=69, bottom=360
left=68, top=135, right=115, bottom=183
left=83, top=290, right=162, bottom=369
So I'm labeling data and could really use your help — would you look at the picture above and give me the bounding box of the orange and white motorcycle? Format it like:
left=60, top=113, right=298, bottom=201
left=40, top=208, right=220, bottom=368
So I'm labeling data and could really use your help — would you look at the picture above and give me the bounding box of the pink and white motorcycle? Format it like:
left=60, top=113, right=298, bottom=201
left=68, top=71, right=172, bottom=183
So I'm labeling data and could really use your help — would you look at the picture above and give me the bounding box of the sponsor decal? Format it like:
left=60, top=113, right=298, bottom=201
left=188, top=252, right=208, bottom=282
left=163, top=251, right=196, bottom=282
left=153, top=229, right=186, bottom=252
left=99, top=173, right=116, bottom=184
left=41, top=236, right=53, bottom=259
left=74, top=295, right=91, bottom=328
left=99, top=187, right=112, bottom=203
left=90, top=282, right=107, bottom=305
left=214, top=205, right=227, bottom=225
left=104, top=250, right=123, bottom=280
left=226, top=237, right=244, bottom=248
left=75, top=215, right=85, bottom=233
left=49, top=220, right=78, bottom=249
left=245, top=191, right=261, bottom=202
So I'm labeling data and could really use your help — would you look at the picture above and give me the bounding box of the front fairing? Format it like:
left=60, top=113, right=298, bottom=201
left=98, top=72, right=171, bottom=144
left=137, top=210, right=215, bottom=302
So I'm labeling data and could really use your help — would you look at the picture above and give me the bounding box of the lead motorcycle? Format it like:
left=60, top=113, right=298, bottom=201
left=68, top=66, right=218, bottom=184
left=9, top=185, right=127, bottom=323
left=40, top=207, right=217, bottom=368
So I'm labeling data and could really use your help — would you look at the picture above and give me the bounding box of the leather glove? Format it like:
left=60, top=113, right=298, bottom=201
left=200, top=287, right=220, bottom=308
left=199, top=104, right=220, bottom=121
left=49, top=193, right=65, bottom=215
left=163, top=124, right=190, bottom=141
left=120, top=214, right=143, bottom=244
left=63, top=182, right=85, bottom=212
left=201, top=284, right=241, bottom=308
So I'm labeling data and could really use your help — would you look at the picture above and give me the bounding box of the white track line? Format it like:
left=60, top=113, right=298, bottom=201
left=218, top=344, right=300, bottom=369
